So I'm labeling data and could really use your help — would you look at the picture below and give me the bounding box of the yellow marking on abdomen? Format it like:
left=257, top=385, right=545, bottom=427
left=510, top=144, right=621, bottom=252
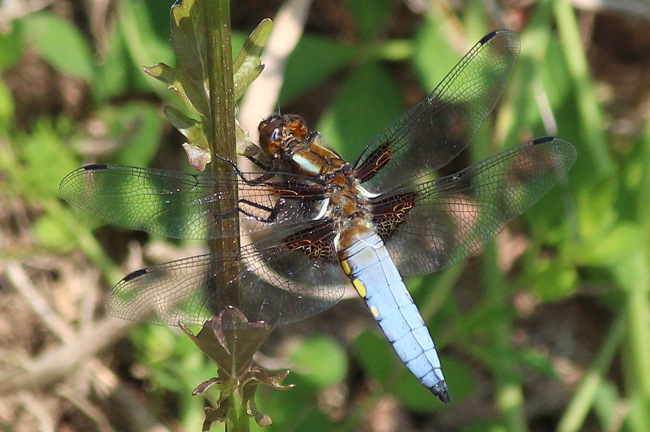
left=340, top=260, right=352, bottom=276
left=370, top=305, right=380, bottom=319
left=352, top=278, right=367, bottom=298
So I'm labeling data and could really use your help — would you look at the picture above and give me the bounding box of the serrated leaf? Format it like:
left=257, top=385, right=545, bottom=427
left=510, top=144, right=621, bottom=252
left=142, top=0, right=215, bottom=161
left=236, top=119, right=259, bottom=157
left=181, top=308, right=273, bottom=379
left=169, top=0, right=209, bottom=82
left=144, top=62, right=206, bottom=116
left=144, top=1, right=271, bottom=166
left=233, top=18, right=272, bottom=100
left=183, top=143, right=212, bottom=171
left=165, top=106, right=210, bottom=161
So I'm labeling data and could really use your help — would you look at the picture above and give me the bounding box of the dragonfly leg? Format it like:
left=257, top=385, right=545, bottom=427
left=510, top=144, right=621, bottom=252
left=245, top=155, right=272, bottom=171
left=214, top=153, right=276, bottom=185
left=237, top=198, right=281, bottom=223
left=207, top=197, right=279, bottom=224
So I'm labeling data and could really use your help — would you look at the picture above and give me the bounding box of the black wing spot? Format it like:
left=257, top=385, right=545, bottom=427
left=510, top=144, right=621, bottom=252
left=84, top=163, right=108, bottom=171
left=479, top=30, right=498, bottom=45
left=532, top=136, right=554, bottom=146
left=123, top=268, right=148, bottom=282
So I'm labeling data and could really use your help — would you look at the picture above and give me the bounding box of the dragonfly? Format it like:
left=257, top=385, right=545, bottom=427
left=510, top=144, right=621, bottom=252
left=60, top=30, right=576, bottom=403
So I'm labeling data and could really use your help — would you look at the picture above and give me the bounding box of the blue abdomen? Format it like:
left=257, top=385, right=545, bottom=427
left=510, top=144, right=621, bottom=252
left=338, top=230, right=450, bottom=403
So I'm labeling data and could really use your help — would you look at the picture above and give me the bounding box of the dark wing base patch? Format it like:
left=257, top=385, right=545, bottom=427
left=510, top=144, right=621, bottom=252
left=372, top=191, right=417, bottom=241
left=282, top=221, right=338, bottom=261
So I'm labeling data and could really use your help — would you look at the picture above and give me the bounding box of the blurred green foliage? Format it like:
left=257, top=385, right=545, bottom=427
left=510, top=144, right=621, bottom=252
left=3, top=0, right=650, bottom=431
left=23, top=12, right=95, bottom=81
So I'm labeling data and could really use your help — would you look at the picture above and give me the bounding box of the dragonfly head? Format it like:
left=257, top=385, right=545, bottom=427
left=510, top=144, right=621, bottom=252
left=258, top=114, right=309, bottom=159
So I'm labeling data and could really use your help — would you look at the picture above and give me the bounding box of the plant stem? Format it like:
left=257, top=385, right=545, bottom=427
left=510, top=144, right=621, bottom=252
left=225, top=386, right=250, bottom=432
left=201, top=1, right=248, bottom=428
left=204, top=0, right=242, bottom=309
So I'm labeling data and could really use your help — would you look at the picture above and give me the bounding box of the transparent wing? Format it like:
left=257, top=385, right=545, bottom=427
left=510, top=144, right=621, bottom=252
left=376, top=138, right=576, bottom=276
left=59, top=164, right=329, bottom=241
left=353, top=30, right=520, bottom=194
left=106, top=233, right=347, bottom=328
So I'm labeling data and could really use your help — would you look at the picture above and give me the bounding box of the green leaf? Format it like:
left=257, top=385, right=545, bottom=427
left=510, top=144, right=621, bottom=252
left=279, top=35, right=356, bottom=105
left=144, top=61, right=206, bottom=117
left=594, top=381, right=623, bottom=430
left=33, top=215, right=75, bottom=251
left=92, top=102, right=164, bottom=168
left=413, top=18, right=459, bottom=92
left=21, top=122, right=78, bottom=199
left=554, top=0, right=613, bottom=177
left=165, top=106, right=212, bottom=170
left=574, top=177, right=618, bottom=244
left=0, top=78, right=14, bottom=131
left=23, top=12, right=94, bottom=82
left=517, top=348, right=556, bottom=377
left=290, top=335, right=347, bottom=387
left=144, top=1, right=267, bottom=162
left=355, top=330, right=395, bottom=385
left=118, top=0, right=175, bottom=88
left=395, top=356, right=475, bottom=410
left=256, top=379, right=332, bottom=432
left=582, top=223, right=644, bottom=268
left=233, top=19, right=272, bottom=100
left=93, top=24, right=130, bottom=101
left=318, top=61, right=404, bottom=161
left=458, top=421, right=505, bottom=432
left=530, top=259, right=578, bottom=301
left=143, top=0, right=215, bottom=118
left=114, top=121, right=162, bottom=167
left=0, top=20, right=24, bottom=70
left=348, top=0, right=391, bottom=40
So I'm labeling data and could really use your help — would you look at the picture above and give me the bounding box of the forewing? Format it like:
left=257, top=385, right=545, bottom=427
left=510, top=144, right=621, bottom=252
left=106, top=239, right=347, bottom=328
left=354, top=30, right=520, bottom=194
left=378, top=138, right=576, bottom=276
left=59, top=164, right=328, bottom=240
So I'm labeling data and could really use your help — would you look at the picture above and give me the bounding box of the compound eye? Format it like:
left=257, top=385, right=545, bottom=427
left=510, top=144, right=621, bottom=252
left=258, top=119, right=283, bottom=156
